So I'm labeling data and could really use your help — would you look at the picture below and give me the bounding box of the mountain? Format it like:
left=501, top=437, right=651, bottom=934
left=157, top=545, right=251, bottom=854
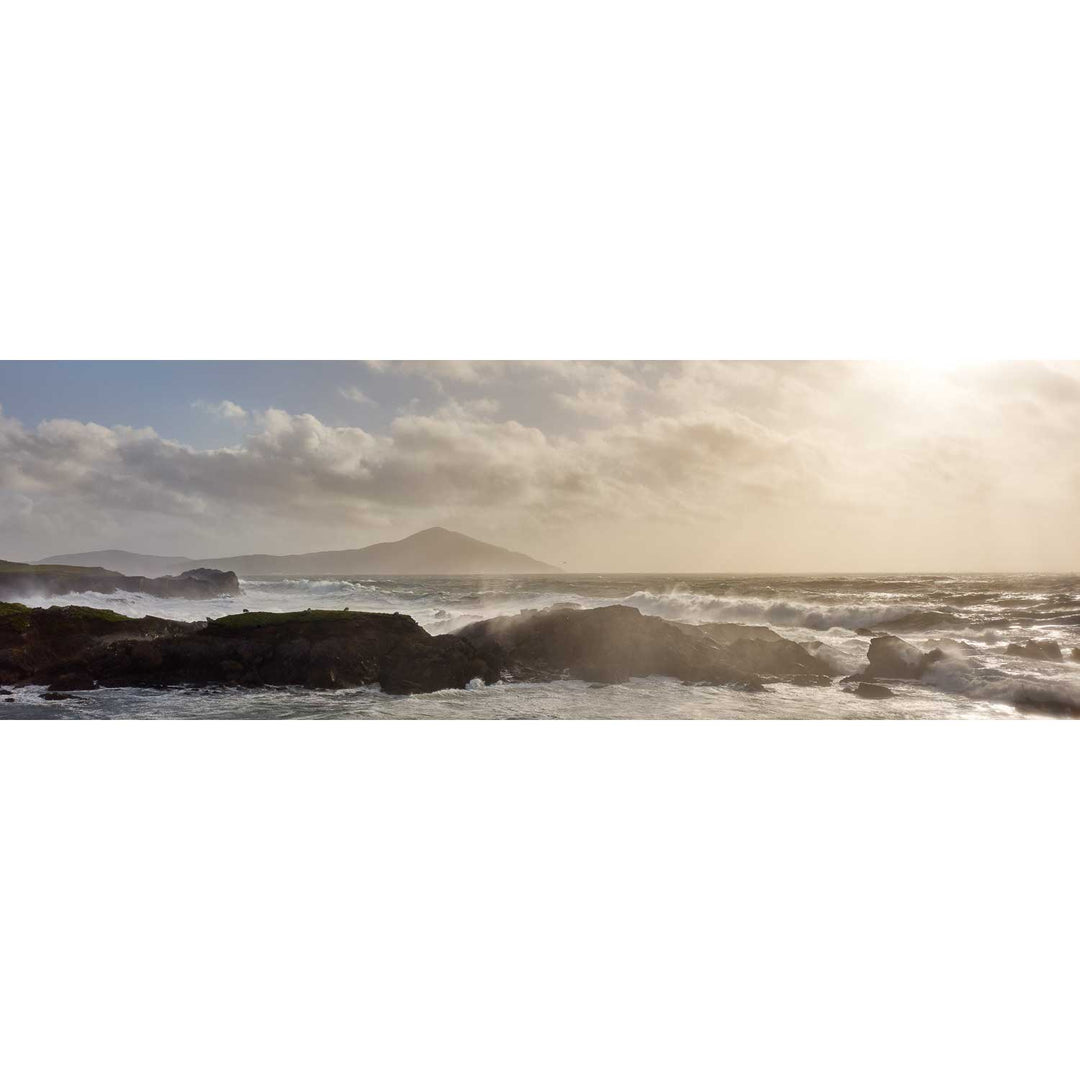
left=40, top=528, right=562, bottom=576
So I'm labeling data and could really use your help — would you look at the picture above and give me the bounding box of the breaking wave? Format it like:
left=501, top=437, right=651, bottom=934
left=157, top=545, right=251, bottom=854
left=618, top=589, right=926, bottom=630
left=920, top=658, right=1080, bottom=717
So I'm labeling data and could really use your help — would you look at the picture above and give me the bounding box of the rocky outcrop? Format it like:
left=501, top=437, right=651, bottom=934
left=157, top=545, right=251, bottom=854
left=863, top=634, right=934, bottom=680
left=1006, top=639, right=1063, bottom=662
left=0, top=560, right=240, bottom=601
left=455, top=605, right=834, bottom=687
left=696, top=622, right=836, bottom=681
left=457, top=605, right=753, bottom=686
left=0, top=602, right=187, bottom=687
left=0, top=605, right=501, bottom=694
left=846, top=682, right=894, bottom=699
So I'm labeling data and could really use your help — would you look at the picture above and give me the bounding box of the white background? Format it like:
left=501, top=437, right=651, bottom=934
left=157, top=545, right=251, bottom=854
left=2, top=1, right=1080, bottom=1078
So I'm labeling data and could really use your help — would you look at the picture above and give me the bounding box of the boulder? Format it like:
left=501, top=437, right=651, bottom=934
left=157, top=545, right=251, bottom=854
left=863, top=634, right=933, bottom=680
left=0, top=604, right=503, bottom=695
left=456, top=605, right=798, bottom=688
left=46, top=672, right=97, bottom=692
left=1006, top=639, right=1063, bottom=662
left=847, top=682, right=894, bottom=699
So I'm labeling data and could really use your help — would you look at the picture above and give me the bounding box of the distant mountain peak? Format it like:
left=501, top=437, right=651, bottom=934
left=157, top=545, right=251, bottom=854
left=40, top=529, right=562, bottom=577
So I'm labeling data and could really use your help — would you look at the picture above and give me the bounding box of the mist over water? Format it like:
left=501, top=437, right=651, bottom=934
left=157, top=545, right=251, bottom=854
left=6, top=573, right=1080, bottom=719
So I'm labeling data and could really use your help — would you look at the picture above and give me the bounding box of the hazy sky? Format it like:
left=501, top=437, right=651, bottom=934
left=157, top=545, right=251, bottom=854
left=1, top=360, right=1078, bottom=571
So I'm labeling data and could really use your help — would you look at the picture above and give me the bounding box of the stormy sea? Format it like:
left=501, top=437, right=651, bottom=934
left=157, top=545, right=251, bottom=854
left=5, top=573, right=1080, bottom=719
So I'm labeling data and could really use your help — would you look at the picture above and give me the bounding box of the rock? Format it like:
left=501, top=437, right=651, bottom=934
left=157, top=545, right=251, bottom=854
left=456, top=605, right=776, bottom=688
left=696, top=623, right=785, bottom=645
left=39, top=691, right=75, bottom=701
left=1073, top=647, right=1080, bottom=662
left=9, top=605, right=502, bottom=695
left=847, top=682, right=894, bottom=699
left=46, top=672, right=97, bottom=692
left=694, top=623, right=835, bottom=681
left=377, top=632, right=502, bottom=694
left=1, top=603, right=186, bottom=687
left=864, top=635, right=934, bottom=680
left=1006, top=639, right=1063, bottom=662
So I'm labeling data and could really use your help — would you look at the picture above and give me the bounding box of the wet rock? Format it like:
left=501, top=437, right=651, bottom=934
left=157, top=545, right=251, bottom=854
left=1007, top=639, right=1063, bottom=662
left=847, top=682, right=894, bottom=699
left=864, top=635, right=933, bottom=680
left=47, top=672, right=97, bottom=692
left=1, top=605, right=502, bottom=696
left=457, top=605, right=765, bottom=689
left=39, top=691, right=76, bottom=701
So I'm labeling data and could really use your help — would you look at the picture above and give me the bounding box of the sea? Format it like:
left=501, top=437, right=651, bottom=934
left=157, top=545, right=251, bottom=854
left=4, top=573, right=1080, bottom=719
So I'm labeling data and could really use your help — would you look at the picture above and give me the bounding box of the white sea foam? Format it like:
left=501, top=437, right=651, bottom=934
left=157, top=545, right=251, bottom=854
left=920, top=657, right=1080, bottom=716
left=617, top=589, right=923, bottom=630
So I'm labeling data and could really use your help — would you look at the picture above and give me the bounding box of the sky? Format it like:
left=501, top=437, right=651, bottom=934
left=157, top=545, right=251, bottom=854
left=1, top=359, right=1078, bottom=572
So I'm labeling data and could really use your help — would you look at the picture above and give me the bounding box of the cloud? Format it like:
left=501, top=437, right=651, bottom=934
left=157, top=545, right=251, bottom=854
left=193, top=399, right=248, bottom=421
left=2, top=361, right=1079, bottom=569
left=339, top=386, right=374, bottom=405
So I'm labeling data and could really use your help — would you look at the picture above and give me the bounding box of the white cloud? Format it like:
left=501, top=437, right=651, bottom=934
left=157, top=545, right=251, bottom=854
left=339, top=386, right=374, bottom=405
left=193, top=399, right=248, bottom=421
left=3, top=362, right=1079, bottom=570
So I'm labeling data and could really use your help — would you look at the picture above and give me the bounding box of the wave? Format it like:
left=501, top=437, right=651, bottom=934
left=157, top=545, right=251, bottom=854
left=920, top=658, right=1080, bottom=717
left=617, top=590, right=928, bottom=631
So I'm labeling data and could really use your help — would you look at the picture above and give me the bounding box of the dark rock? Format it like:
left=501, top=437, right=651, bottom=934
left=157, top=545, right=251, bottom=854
left=39, top=691, right=75, bottom=701
left=696, top=623, right=785, bottom=645
left=1006, top=639, right=1063, bottom=662
left=456, top=605, right=774, bottom=689
left=1012, top=691, right=1080, bottom=718
left=1073, top=647, right=1080, bottom=663
left=864, top=635, right=934, bottom=680
left=47, top=672, right=97, bottom=692
left=848, top=682, right=894, bottom=699
left=9, top=605, right=501, bottom=696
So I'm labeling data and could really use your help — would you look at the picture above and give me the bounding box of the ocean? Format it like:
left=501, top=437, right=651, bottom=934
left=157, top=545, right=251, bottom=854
left=4, top=573, right=1080, bottom=719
